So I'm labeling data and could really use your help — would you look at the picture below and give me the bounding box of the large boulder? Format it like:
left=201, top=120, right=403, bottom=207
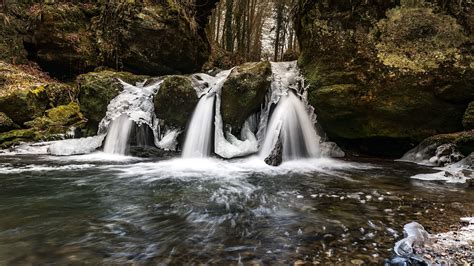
left=77, top=70, right=148, bottom=134
left=24, top=3, right=99, bottom=79
left=295, top=0, right=473, bottom=156
left=95, top=1, right=211, bottom=76
left=220, top=61, right=271, bottom=134
left=154, top=75, right=198, bottom=130
left=0, top=61, right=86, bottom=148
left=16, top=1, right=212, bottom=79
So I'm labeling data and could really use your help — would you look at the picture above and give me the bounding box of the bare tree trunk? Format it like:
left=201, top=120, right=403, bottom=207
left=273, top=0, right=285, bottom=61
left=223, top=0, right=234, bottom=52
left=215, top=3, right=222, bottom=43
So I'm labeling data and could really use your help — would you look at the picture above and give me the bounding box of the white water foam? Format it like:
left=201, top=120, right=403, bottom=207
left=260, top=91, right=321, bottom=160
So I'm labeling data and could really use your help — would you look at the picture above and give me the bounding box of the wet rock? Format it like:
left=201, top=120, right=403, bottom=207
left=129, top=146, right=178, bottom=158
left=264, top=136, right=283, bottom=166
left=154, top=75, right=198, bottom=130
left=0, top=129, right=36, bottom=149
left=221, top=61, right=271, bottom=134
left=295, top=1, right=473, bottom=156
left=320, top=141, right=345, bottom=158
left=428, top=144, right=464, bottom=167
left=77, top=70, right=148, bottom=135
left=401, top=131, right=474, bottom=164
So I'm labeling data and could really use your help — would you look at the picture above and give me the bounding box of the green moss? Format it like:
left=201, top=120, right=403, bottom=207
left=77, top=70, right=149, bottom=134
left=221, top=61, right=271, bottom=134
left=25, top=102, right=85, bottom=134
left=0, top=129, right=36, bottom=148
left=154, top=75, right=197, bottom=129
left=463, top=102, right=474, bottom=130
left=296, top=0, right=472, bottom=155
left=0, top=61, right=78, bottom=126
left=375, top=7, right=468, bottom=73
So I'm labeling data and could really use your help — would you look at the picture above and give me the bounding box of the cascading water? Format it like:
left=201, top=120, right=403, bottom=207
left=258, top=61, right=321, bottom=162
left=102, top=115, right=134, bottom=155
left=181, top=69, right=232, bottom=158
left=182, top=94, right=216, bottom=158
left=98, top=80, right=162, bottom=155
left=8, top=61, right=332, bottom=161
left=259, top=91, right=321, bottom=160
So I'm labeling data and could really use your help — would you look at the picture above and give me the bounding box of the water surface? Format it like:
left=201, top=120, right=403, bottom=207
left=0, top=155, right=472, bottom=264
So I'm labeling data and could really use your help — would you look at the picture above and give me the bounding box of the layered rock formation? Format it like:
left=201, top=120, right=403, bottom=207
left=295, top=0, right=473, bottom=155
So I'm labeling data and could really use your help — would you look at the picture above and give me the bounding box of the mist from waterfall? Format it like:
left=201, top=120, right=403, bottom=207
left=182, top=94, right=216, bottom=158
left=259, top=91, right=321, bottom=160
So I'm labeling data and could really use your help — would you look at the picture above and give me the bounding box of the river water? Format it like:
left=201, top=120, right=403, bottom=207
left=0, top=154, right=472, bottom=264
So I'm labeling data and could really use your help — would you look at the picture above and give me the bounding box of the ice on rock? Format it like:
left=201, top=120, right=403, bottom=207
left=49, top=135, right=106, bottom=156
left=393, top=222, right=429, bottom=257
left=157, top=129, right=180, bottom=151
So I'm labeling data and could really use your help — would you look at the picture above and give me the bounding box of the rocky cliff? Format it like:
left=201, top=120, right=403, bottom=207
left=295, top=0, right=473, bottom=155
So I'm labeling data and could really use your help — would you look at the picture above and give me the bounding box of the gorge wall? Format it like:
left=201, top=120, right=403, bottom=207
left=295, top=0, right=473, bottom=155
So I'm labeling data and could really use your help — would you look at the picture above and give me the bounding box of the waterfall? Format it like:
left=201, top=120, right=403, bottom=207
left=181, top=70, right=232, bottom=158
left=182, top=94, right=216, bottom=158
left=99, top=80, right=162, bottom=155
left=103, top=115, right=134, bottom=155
left=258, top=61, right=322, bottom=162
left=259, top=91, right=321, bottom=160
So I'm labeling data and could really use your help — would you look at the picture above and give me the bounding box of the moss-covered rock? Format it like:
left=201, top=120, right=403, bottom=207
left=463, top=102, right=474, bottom=130
left=25, top=102, right=85, bottom=135
left=0, top=61, right=77, bottom=126
left=77, top=70, right=148, bottom=134
left=154, top=75, right=198, bottom=129
left=295, top=0, right=473, bottom=156
left=221, top=61, right=271, bottom=134
left=0, top=102, right=86, bottom=149
left=0, top=129, right=36, bottom=149
left=0, top=112, right=17, bottom=133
